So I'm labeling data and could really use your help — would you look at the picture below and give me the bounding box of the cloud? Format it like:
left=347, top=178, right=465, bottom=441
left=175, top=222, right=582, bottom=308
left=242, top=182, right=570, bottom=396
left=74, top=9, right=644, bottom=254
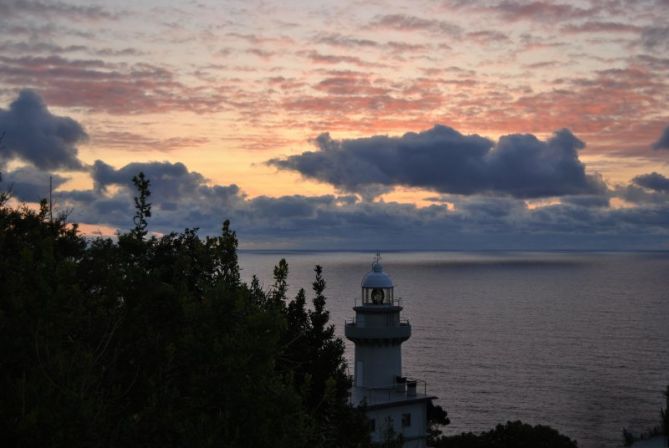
left=613, top=184, right=668, bottom=206
left=54, top=160, right=243, bottom=231
left=0, top=89, right=87, bottom=170
left=55, top=166, right=669, bottom=249
left=299, top=51, right=380, bottom=68
left=268, top=125, right=605, bottom=199
left=633, top=172, right=669, bottom=192
left=90, top=160, right=242, bottom=207
left=652, top=126, right=669, bottom=150
left=560, top=194, right=610, bottom=208
left=316, top=33, right=379, bottom=48
left=641, top=26, right=669, bottom=52
left=0, top=0, right=116, bottom=21
left=562, top=22, right=641, bottom=34
left=0, top=154, right=651, bottom=250
left=225, top=33, right=294, bottom=46
left=246, top=48, right=275, bottom=60
left=0, top=41, right=87, bottom=54
left=314, top=75, right=389, bottom=96
left=491, top=1, right=594, bottom=22
left=0, top=56, right=226, bottom=115
left=466, top=30, right=510, bottom=44
left=92, top=131, right=208, bottom=152
left=0, top=166, right=68, bottom=202
left=369, top=14, right=461, bottom=37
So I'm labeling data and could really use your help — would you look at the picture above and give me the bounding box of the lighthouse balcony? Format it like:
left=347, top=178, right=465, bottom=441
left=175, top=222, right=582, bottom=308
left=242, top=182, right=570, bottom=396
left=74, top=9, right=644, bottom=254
left=350, top=378, right=435, bottom=408
left=344, top=319, right=411, bottom=343
left=355, top=296, right=403, bottom=308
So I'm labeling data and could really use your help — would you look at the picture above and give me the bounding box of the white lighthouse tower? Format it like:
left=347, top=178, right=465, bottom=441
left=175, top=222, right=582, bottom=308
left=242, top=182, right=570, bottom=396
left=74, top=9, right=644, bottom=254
left=345, top=254, right=435, bottom=448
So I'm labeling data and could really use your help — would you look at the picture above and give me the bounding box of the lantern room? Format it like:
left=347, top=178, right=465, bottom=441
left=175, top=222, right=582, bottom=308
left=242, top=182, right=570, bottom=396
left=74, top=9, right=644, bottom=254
left=361, top=255, right=394, bottom=305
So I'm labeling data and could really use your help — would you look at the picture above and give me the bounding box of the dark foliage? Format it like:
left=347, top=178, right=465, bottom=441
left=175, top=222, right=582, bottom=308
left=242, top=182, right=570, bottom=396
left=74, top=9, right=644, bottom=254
left=427, top=400, right=451, bottom=443
left=432, top=420, right=578, bottom=448
left=623, top=428, right=635, bottom=447
left=131, top=171, right=151, bottom=239
left=663, top=385, right=669, bottom=447
left=0, top=175, right=370, bottom=448
left=376, top=416, right=404, bottom=448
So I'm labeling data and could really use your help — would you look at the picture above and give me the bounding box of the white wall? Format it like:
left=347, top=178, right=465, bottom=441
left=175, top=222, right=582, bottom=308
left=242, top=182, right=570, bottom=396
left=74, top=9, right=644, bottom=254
left=367, top=401, right=428, bottom=448
left=355, top=344, right=402, bottom=388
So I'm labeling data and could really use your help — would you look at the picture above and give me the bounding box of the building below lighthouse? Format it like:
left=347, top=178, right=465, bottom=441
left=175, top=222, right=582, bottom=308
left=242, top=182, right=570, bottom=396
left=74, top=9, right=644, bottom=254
left=345, top=255, right=436, bottom=448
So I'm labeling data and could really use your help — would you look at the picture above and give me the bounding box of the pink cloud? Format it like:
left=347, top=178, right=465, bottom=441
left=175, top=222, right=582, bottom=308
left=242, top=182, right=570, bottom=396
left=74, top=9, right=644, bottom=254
left=0, top=55, right=226, bottom=114
left=298, top=51, right=382, bottom=68
left=369, top=14, right=461, bottom=36
left=92, top=131, right=209, bottom=151
left=491, top=1, right=595, bottom=22
left=562, top=21, right=642, bottom=34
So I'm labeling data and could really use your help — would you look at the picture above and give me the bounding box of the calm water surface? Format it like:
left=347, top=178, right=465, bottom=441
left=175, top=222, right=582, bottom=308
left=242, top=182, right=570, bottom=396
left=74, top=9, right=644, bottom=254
left=238, top=251, right=669, bottom=448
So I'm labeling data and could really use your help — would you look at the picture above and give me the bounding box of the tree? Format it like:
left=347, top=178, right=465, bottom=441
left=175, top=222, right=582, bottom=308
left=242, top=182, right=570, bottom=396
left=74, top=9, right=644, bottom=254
left=662, top=385, right=669, bottom=447
left=271, top=262, right=371, bottom=447
left=432, top=420, right=577, bottom=448
left=271, top=258, right=289, bottom=305
left=306, top=265, right=350, bottom=410
left=375, top=417, right=404, bottom=448
left=210, top=219, right=241, bottom=287
left=304, top=265, right=370, bottom=447
left=1, top=172, right=373, bottom=448
left=427, top=400, right=451, bottom=443
left=131, top=171, right=151, bottom=239
left=0, top=132, right=10, bottom=205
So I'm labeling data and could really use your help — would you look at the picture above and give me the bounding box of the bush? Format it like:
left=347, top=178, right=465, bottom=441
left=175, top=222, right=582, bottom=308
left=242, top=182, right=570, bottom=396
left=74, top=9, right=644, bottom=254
left=432, top=420, right=578, bottom=448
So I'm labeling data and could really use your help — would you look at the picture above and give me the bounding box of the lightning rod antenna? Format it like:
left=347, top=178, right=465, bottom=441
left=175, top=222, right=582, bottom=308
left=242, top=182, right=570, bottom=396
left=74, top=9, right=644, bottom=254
left=49, top=175, right=53, bottom=223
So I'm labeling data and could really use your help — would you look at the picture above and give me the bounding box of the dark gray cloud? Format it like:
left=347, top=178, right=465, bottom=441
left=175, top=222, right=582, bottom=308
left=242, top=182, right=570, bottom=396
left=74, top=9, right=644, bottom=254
left=55, top=160, right=241, bottom=233
left=268, top=125, right=605, bottom=199
left=0, top=89, right=87, bottom=170
left=633, top=172, right=669, bottom=192
left=1, top=166, right=68, bottom=202
left=5, top=155, right=651, bottom=249
left=560, top=194, right=610, bottom=208
left=91, top=160, right=242, bottom=207
left=613, top=184, right=668, bottom=207
left=652, top=126, right=669, bottom=150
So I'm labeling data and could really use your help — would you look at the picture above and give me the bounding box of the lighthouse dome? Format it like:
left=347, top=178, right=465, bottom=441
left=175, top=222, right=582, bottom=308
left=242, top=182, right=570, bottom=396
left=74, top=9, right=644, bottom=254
left=361, top=261, right=393, bottom=288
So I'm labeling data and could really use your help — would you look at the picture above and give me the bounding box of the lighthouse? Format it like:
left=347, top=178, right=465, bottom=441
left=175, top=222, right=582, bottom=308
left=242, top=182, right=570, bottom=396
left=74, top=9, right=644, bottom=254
left=345, top=254, right=435, bottom=448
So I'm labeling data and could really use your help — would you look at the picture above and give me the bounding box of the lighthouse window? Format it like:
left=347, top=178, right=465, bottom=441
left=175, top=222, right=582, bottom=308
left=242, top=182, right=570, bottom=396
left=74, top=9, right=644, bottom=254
left=402, top=413, right=411, bottom=427
left=363, top=288, right=394, bottom=304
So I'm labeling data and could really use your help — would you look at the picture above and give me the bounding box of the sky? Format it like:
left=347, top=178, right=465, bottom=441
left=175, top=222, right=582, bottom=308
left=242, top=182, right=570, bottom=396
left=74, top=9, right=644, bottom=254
left=0, top=0, right=668, bottom=249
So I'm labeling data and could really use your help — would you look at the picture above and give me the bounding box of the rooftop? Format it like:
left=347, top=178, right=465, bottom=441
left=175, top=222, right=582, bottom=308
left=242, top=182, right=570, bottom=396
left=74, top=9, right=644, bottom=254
left=361, top=254, right=393, bottom=289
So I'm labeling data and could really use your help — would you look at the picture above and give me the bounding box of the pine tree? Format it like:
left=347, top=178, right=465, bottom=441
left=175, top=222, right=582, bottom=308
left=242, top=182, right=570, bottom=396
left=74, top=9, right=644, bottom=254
left=211, top=219, right=240, bottom=287
left=662, top=385, right=669, bottom=446
left=131, top=172, right=151, bottom=239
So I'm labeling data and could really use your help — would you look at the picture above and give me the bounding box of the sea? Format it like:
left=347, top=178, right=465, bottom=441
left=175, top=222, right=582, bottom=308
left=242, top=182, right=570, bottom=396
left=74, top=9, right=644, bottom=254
left=238, top=251, right=669, bottom=448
